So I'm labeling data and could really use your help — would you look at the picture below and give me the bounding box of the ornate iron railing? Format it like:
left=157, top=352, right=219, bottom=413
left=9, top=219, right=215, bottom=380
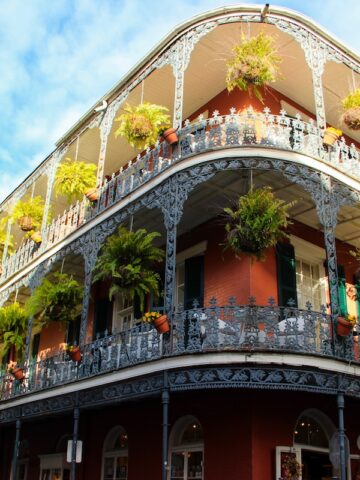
left=1, top=300, right=359, bottom=401
left=2, top=107, right=359, bottom=282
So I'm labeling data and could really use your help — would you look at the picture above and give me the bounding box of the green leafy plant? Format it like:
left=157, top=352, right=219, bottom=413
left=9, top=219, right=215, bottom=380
left=93, top=225, right=165, bottom=311
left=115, top=102, right=171, bottom=150
left=223, top=187, right=294, bottom=260
left=54, top=157, right=97, bottom=203
left=341, top=89, right=360, bottom=130
left=26, top=272, right=83, bottom=326
left=11, top=196, right=49, bottom=231
left=0, top=303, right=28, bottom=362
left=226, top=32, right=282, bottom=103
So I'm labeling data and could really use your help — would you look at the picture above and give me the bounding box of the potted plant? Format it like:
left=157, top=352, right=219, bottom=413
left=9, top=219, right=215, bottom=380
left=54, top=157, right=98, bottom=203
left=26, top=272, right=83, bottom=327
left=337, top=314, right=357, bottom=337
left=8, top=364, right=25, bottom=381
left=92, top=225, right=165, bottom=313
left=11, top=196, right=47, bottom=232
left=0, top=303, right=28, bottom=368
left=142, top=311, right=170, bottom=334
left=65, top=344, right=82, bottom=362
left=115, top=102, right=171, bottom=150
left=341, top=89, right=360, bottom=130
left=323, top=126, right=342, bottom=147
left=226, top=32, right=282, bottom=103
left=159, top=126, right=178, bottom=145
left=223, top=187, right=294, bottom=260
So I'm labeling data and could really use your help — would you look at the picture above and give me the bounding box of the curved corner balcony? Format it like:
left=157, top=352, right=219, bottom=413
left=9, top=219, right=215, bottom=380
left=2, top=107, right=360, bottom=283
left=1, top=299, right=359, bottom=402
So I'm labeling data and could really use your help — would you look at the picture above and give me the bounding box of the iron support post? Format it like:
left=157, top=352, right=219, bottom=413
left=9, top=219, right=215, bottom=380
left=70, top=407, right=80, bottom=480
left=162, top=371, right=170, bottom=480
left=337, top=392, right=346, bottom=480
left=11, top=419, right=21, bottom=480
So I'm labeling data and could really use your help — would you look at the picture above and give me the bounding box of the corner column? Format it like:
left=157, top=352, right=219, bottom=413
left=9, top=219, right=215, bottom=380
left=337, top=392, right=347, bottom=480
left=162, top=371, right=170, bottom=480
left=70, top=406, right=80, bottom=480
left=11, top=419, right=21, bottom=480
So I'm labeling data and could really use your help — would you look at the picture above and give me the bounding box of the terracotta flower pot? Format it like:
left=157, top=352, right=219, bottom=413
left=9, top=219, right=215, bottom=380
left=18, top=216, right=34, bottom=232
left=153, top=314, right=170, bottom=334
left=11, top=367, right=25, bottom=381
left=85, top=188, right=98, bottom=202
left=337, top=316, right=353, bottom=337
left=342, top=107, right=360, bottom=130
left=162, top=128, right=178, bottom=145
left=69, top=346, right=81, bottom=362
left=31, top=231, right=42, bottom=244
left=323, top=129, right=340, bottom=147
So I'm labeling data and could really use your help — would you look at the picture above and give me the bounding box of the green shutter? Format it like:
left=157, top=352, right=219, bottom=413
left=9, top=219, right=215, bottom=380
left=276, top=243, right=297, bottom=307
left=355, top=275, right=360, bottom=318
left=337, top=265, right=348, bottom=317
left=184, top=256, right=204, bottom=309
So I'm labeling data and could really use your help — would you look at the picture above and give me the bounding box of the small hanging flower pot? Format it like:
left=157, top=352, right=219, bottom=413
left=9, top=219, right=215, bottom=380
left=153, top=314, right=170, bottom=334
left=336, top=316, right=354, bottom=337
left=341, top=90, right=360, bottom=130
left=85, top=187, right=98, bottom=202
left=66, top=345, right=82, bottom=362
left=31, top=231, right=42, bottom=244
left=10, top=367, right=25, bottom=381
left=162, top=127, right=178, bottom=145
left=323, top=127, right=342, bottom=147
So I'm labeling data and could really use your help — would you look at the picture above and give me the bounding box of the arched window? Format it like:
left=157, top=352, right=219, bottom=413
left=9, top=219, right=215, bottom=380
left=293, top=409, right=334, bottom=448
left=169, top=416, right=203, bottom=480
left=102, top=426, right=128, bottom=480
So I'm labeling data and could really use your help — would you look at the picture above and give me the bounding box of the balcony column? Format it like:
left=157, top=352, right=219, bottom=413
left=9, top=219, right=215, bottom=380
left=40, top=156, right=58, bottom=248
left=79, top=267, right=93, bottom=347
left=1, top=218, right=12, bottom=269
left=96, top=92, right=130, bottom=187
left=337, top=392, right=347, bottom=480
left=70, top=406, right=80, bottom=480
left=11, top=418, right=21, bottom=480
left=162, top=371, right=170, bottom=480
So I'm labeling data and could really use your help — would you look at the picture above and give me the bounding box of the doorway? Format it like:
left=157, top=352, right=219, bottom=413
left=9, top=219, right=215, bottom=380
left=301, top=450, right=332, bottom=480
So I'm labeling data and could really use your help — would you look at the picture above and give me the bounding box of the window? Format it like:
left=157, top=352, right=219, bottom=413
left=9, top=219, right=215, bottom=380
left=291, top=236, right=327, bottom=311
left=175, top=242, right=206, bottom=310
left=102, top=426, right=128, bottom=480
left=169, top=416, right=204, bottom=480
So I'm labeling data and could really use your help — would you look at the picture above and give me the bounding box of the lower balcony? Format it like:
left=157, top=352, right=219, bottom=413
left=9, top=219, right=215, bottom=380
left=1, top=299, right=358, bottom=402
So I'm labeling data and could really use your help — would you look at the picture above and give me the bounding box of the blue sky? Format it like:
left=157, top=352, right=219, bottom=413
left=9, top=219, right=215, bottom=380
left=1, top=0, right=360, bottom=202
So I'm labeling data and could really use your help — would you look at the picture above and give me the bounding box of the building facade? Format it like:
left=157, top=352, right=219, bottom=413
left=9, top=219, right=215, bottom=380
left=1, top=4, right=360, bottom=480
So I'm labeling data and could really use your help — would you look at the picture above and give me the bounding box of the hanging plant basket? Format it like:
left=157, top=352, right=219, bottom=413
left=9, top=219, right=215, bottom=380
left=162, top=128, right=178, bottom=145
left=226, top=32, right=282, bottom=103
left=223, top=187, right=294, bottom=260
left=18, top=216, right=34, bottom=232
left=153, top=314, right=170, bottom=334
left=341, top=90, right=360, bottom=130
left=323, top=127, right=342, bottom=147
left=337, top=316, right=354, bottom=337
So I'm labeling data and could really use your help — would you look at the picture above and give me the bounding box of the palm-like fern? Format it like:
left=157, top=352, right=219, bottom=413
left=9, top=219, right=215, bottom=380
left=0, top=303, right=28, bottom=362
left=92, top=225, right=165, bottom=311
left=26, top=272, right=83, bottom=326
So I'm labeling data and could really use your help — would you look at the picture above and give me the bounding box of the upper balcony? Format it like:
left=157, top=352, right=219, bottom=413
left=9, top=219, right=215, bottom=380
left=1, top=107, right=360, bottom=285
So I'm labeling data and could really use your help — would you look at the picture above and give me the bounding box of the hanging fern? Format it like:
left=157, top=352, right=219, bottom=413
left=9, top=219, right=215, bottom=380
left=55, top=158, right=97, bottom=203
left=226, top=32, right=282, bottom=103
left=92, top=225, right=165, bottom=312
left=115, top=102, right=171, bottom=150
left=0, top=303, right=28, bottom=362
left=0, top=217, right=14, bottom=257
left=223, top=187, right=294, bottom=260
left=26, top=272, right=83, bottom=326
left=11, top=196, right=50, bottom=230
left=341, top=89, right=360, bottom=130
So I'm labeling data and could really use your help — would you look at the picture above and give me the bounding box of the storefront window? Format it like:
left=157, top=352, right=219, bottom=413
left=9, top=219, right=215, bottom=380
left=102, top=426, right=128, bottom=480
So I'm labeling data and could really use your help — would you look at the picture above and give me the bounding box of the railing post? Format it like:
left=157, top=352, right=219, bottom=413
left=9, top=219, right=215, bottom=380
left=337, top=392, right=347, bottom=480
left=70, top=406, right=80, bottom=480
left=11, top=418, right=21, bottom=480
left=162, top=371, right=170, bottom=480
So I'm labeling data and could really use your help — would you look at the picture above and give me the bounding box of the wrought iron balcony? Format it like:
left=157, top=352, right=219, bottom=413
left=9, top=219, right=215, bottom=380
left=2, top=107, right=359, bottom=283
left=1, top=299, right=358, bottom=402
